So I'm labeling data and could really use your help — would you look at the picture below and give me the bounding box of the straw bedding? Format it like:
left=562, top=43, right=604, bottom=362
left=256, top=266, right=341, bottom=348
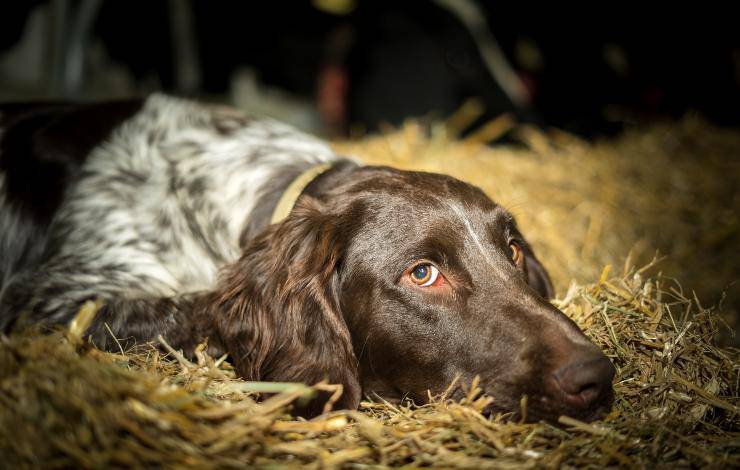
left=1, top=114, right=738, bottom=468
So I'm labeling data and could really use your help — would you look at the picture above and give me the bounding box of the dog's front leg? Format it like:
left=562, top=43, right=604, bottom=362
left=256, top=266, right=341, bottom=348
left=85, top=295, right=222, bottom=357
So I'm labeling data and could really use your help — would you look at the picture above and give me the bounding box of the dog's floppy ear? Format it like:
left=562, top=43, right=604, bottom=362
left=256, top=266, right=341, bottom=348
left=209, top=198, right=360, bottom=415
left=522, top=244, right=555, bottom=300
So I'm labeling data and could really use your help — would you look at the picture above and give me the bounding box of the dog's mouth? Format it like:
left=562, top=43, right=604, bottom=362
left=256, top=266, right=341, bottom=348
left=478, top=387, right=615, bottom=424
left=363, top=383, right=614, bottom=424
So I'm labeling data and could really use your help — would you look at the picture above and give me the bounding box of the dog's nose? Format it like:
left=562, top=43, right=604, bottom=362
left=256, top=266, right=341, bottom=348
left=552, top=354, right=615, bottom=410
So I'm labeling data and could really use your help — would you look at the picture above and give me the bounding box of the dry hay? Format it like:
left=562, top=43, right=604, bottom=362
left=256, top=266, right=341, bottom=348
left=1, top=115, right=739, bottom=468
left=1, top=268, right=738, bottom=468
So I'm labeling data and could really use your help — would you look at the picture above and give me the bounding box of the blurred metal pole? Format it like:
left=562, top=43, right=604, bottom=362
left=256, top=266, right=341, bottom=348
left=168, top=0, right=201, bottom=95
left=49, top=0, right=69, bottom=97
left=433, top=0, right=531, bottom=109
left=49, top=0, right=102, bottom=98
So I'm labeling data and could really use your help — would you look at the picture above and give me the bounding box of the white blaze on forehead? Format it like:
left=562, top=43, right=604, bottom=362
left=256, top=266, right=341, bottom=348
left=447, top=202, right=591, bottom=342
left=447, top=202, right=509, bottom=280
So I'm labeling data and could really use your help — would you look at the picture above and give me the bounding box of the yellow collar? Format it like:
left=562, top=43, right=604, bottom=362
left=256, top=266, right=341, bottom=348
left=270, top=163, right=334, bottom=224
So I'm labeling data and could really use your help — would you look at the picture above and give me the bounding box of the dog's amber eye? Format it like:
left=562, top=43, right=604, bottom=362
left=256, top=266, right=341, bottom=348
left=508, top=241, right=524, bottom=266
left=410, top=264, right=440, bottom=287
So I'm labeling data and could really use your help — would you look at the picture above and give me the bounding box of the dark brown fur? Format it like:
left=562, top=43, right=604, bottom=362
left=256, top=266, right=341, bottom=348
left=0, top=100, right=614, bottom=421
left=207, top=200, right=362, bottom=413
left=158, top=166, right=615, bottom=422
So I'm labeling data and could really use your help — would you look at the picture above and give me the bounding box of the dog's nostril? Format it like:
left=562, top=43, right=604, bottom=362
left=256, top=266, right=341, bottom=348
left=553, top=355, right=615, bottom=408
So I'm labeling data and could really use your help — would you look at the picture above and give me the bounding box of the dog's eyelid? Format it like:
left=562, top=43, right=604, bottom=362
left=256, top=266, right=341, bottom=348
left=502, top=221, right=515, bottom=237
left=503, top=220, right=525, bottom=242
left=410, top=258, right=449, bottom=274
left=506, top=234, right=523, bottom=245
left=402, top=251, right=447, bottom=268
left=406, top=259, right=441, bottom=275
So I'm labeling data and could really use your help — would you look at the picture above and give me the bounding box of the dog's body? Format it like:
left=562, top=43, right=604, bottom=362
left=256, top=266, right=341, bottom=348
left=0, top=95, right=614, bottom=422
left=0, top=95, right=338, bottom=316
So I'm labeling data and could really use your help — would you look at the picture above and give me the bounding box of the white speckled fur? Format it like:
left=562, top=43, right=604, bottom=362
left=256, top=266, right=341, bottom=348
left=0, top=94, right=340, bottom=324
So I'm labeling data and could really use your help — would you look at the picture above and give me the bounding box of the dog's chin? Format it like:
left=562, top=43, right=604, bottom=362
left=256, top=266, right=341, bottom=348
left=479, top=389, right=615, bottom=424
left=479, top=402, right=564, bottom=424
left=365, top=386, right=614, bottom=425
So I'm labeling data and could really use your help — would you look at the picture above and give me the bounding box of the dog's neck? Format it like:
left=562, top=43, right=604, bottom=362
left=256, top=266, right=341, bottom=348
left=270, top=163, right=335, bottom=225
left=238, top=158, right=360, bottom=247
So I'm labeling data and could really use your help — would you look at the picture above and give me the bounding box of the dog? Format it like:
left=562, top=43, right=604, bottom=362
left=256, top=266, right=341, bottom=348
left=0, top=94, right=614, bottom=422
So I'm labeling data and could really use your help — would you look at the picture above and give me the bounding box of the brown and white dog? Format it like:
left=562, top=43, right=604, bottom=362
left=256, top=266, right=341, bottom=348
left=0, top=95, right=614, bottom=422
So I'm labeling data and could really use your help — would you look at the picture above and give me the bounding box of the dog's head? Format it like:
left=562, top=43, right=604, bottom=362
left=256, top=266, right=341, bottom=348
left=213, top=166, right=614, bottom=422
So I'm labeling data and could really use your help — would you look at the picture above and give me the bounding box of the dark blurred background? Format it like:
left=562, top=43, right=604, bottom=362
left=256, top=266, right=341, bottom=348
left=1, top=0, right=738, bottom=138
left=2, top=0, right=739, bottom=344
